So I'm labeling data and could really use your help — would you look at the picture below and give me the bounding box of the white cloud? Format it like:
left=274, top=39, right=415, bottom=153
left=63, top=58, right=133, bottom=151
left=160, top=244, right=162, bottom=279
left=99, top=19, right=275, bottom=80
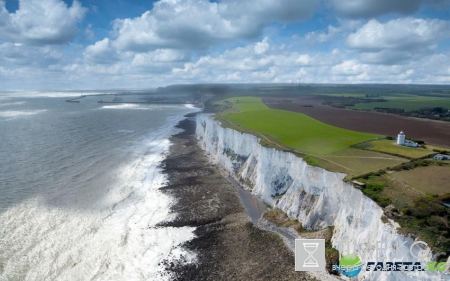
left=254, top=37, right=269, bottom=54
left=0, top=0, right=87, bottom=45
left=84, top=24, right=95, bottom=41
left=84, top=39, right=120, bottom=64
left=304, top=20, right=361, bottom=43
left=2, top=0, right=450, bottom=89
left=0, top=42, right=63, bottom=67
left=305, top=25, right=340, bottom=43
left=346, top=18, right=450, bottom=65
left=171, top=39, right=343, bottom=83
left=332, top=60, right=367, bottom=76
left=347, top=18, right=450, bottom=51
left=110, top=0, right=316, bottom=52
left=133, top=49, right=187, bottom=64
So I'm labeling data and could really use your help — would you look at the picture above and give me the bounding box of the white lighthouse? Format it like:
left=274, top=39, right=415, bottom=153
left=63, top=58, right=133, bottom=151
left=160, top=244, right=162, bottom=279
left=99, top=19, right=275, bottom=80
left=397, top=131, right=406, bottom=145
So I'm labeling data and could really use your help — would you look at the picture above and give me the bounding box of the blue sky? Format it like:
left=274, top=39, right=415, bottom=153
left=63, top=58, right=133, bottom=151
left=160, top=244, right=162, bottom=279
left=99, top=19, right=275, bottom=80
left=0, top=0, right=450, bottom=90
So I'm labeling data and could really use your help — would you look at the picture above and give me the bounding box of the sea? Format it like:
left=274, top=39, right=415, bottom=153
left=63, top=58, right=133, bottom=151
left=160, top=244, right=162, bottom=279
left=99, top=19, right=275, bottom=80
left=0, top=92, right=198, bottom=281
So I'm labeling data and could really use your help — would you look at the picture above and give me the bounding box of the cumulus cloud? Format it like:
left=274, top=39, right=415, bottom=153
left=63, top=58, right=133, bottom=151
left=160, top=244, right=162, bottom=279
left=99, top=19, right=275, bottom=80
left=346, top=18, right=450, bottom=64
left=0, top=42, right=63, bottom=67
left=2, top=0, right=450, bottom=89
left=131, top=49, right=189, bottom=73
left=171, top=38, right=342, bottom=82
left=83, top=38, right=120, bottom=65
left=305, top=25, right=342, bottom=43
left=304, top=20, right=361, bottom=44
left=0, top=0, right=87, bottom=45
left=110, top=0, right=316, bottom=52
left=133, top=49, right=188, bottom=64
left=347, top=18, right=450, bottom=51
left=254, top=37, right=269, bottom=54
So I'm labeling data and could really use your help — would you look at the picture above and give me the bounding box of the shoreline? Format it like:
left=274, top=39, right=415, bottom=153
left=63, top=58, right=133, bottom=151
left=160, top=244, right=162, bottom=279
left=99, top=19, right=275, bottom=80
left=158, top=114, right=313, bottom=280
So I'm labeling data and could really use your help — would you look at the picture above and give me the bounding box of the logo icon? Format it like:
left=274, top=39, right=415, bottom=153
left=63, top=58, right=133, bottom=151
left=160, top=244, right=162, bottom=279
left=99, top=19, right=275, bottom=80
left=335, top=254, right=364, bottom=278
left=295, top=239, right=325, bottom=271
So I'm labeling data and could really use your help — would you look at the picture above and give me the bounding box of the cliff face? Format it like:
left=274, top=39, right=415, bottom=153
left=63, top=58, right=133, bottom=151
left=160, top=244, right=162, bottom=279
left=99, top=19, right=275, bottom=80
left=196, top=113, right=447, bottom=281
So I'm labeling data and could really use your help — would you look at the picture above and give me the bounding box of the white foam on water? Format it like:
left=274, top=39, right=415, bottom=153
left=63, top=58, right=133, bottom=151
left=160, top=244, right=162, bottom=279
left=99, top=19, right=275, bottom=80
left=0, top=106, right=199, bottom=281
left=101, top=104, right=142, bottom=109
left=0, top=91, right=105, bottom=98
left=0, top=109, right=46, bottom=118
left=0, top=101, right=26, bottom=107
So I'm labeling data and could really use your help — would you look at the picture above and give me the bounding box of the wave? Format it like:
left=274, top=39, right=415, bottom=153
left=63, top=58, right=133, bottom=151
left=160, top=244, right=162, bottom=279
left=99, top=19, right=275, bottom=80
left=0, top=91, right=106, bottom=98
left=0, top=101, right=26, bottom=107
left=101, top=104, right=142, bottom=109
left=0, top=109, right=46, bottom=118
left=0, top=105, right=199, bottom=281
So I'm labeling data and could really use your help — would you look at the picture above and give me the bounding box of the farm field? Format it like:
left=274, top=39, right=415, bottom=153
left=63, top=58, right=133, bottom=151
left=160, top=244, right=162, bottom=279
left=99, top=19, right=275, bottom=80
left=358, top=139, right=440, bottom=159
left=319, top=91, right=450, bottom=111
left=317, top=148, right=408, bottom=177
left=354, top=162, right=450, bottom=251
left=211, top=88, right=450, bottom=254
left=351, top=99, right=450, bottom=111
left=389, top=165, right=450, bottom=196
left=262, top=97, right=450, bottom=148
left=220, top=97, right=379, bottom=155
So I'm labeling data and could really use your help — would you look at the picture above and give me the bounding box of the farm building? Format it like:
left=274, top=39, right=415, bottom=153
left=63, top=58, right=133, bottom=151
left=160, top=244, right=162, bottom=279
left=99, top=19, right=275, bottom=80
left=433, top=154, right=450, bottom=160
left=396, top=131, right=418, bottom=147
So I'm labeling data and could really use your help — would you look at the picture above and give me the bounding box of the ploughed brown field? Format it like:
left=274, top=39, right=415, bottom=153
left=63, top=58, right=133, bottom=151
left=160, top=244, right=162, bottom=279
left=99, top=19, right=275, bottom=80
left=262, top=97, right=450, bottom=148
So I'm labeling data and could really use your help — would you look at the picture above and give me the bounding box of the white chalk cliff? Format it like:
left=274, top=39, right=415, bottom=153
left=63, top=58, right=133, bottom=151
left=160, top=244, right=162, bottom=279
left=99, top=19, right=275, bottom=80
left=196, top=113, right=449, bottom=281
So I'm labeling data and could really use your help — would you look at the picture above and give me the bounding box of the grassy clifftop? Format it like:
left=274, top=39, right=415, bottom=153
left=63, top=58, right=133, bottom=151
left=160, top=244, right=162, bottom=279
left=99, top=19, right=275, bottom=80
left=219, top=97, right=378, bottom=155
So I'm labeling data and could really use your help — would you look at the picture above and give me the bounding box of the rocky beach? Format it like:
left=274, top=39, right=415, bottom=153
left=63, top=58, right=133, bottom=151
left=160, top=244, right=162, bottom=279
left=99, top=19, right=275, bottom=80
left=159, top=114, right=312, bottom=281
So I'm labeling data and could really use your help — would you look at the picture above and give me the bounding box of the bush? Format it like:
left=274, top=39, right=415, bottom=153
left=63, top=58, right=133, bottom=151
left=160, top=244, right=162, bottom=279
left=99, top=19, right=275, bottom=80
left=412, top=198, right=447, bottom=219
left=378, top=197, right=392, bottom=207
left=366, top=181, right=387, bottom=191
left=427, top=216, right=448, bottom=231
left=402, top=207, right=412, bottom=215
left=411, top=139, right=425, bottom=145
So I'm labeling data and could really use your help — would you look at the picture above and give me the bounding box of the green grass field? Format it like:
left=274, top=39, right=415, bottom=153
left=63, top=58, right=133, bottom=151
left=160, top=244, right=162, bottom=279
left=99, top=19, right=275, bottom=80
left=221, top=97, right=379, bottom=155
left=360, top=139, right=438, bottom=158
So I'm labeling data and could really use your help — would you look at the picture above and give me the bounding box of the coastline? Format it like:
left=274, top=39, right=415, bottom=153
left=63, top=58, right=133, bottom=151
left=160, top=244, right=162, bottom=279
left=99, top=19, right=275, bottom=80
left=159, top=114, right=312, bottom=280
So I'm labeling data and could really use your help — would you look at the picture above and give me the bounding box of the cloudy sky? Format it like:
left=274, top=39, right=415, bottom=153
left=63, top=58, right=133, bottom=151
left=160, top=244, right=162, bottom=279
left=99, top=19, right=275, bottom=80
left=1, top=0, right=450, bottom=90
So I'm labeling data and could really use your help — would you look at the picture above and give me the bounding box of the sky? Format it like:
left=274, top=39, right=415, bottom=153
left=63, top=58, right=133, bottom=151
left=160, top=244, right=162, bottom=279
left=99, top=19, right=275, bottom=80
left=0, top=0, right=450, bottom=90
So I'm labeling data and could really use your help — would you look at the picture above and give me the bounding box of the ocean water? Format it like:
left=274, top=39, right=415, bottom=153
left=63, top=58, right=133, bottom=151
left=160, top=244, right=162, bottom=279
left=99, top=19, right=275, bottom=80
left=0, top=92, right=198, bottom=281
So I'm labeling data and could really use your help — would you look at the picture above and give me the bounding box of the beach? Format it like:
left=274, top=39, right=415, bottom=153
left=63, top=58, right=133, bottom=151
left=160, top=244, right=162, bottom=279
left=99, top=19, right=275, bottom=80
left=159, top=114, right=312, bottom=281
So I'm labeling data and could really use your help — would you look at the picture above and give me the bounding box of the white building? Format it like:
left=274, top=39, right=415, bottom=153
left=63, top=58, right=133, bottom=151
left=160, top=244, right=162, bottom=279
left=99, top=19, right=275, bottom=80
left=434, top=154, right=450, bottom=160
left=396, top=131, right=419, bottom=147
left=396, top=131, right=406, bottom=145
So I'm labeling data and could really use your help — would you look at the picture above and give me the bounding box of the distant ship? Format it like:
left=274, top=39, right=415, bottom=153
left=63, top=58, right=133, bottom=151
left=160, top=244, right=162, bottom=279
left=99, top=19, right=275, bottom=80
left=112, top=97, right=123, bottom=102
